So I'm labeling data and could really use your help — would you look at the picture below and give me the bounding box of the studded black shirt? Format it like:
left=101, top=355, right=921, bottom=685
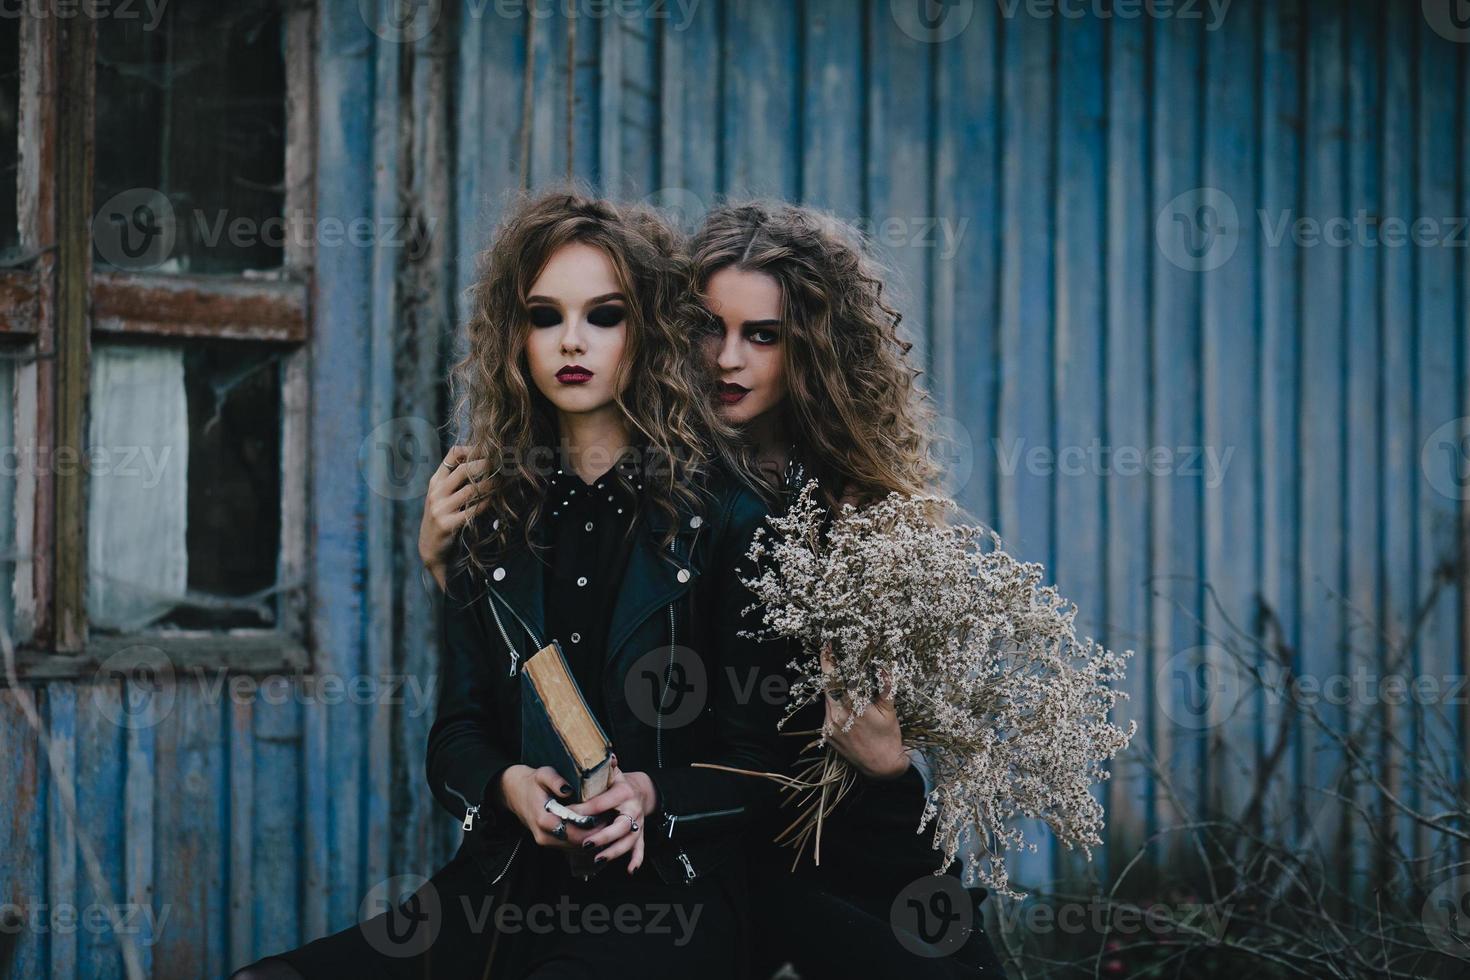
left=540, top=448, right=643, bottom=725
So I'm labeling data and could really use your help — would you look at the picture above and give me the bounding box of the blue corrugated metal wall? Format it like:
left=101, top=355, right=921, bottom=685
left=2, top=1, right=1466, bottom=975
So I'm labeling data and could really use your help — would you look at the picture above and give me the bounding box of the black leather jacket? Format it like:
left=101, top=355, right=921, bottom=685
left=425, top=468, right=784, bottom=888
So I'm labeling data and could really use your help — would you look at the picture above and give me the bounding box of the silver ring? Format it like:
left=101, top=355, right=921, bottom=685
left=619, top=813, right=640, bottom=832
left=551, top=820, right=567, bottom=840
left=542, top=798, right=555, bottom=813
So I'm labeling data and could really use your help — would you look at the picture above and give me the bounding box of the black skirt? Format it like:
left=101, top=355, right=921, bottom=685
left=260, top=842, right=745, bottom=980
left=747, top=767, right=1008, bottom=979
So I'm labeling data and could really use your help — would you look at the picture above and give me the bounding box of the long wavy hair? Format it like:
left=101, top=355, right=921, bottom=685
left=687, top=201, right=940, bottom=510
left=449, top=188, right=739, bottom=580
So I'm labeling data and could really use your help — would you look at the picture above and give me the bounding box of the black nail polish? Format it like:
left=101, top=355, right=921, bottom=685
left=583, top=840, right=597, bottom=849
left=561, top=785, right=572, bottom=795
left=595, top=856, right=605, bottom=864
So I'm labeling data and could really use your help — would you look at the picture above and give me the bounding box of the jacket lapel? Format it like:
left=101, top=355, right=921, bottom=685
left=604, top=496, right=707, bottom=665
left=483, top=525, right=547, bottom=650
left=481, top=492, right=714, bottom=665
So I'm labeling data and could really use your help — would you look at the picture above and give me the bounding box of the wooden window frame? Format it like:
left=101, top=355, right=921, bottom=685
left=5, top=4, right=316, bottom=681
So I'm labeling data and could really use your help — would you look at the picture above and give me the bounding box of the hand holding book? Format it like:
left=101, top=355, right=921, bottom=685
left=570, top=758, right=659, bottom=874
left=496, top=763, right=595, bottom=845
left=508, top=641, right=659, bottom=875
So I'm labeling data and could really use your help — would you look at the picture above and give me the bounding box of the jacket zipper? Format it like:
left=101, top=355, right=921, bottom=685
left=447, top=781, right=524, bottom=883
left=445, top=782, right=481, bottom=832
left=445, top=583, right=543, bottom=886
left=492, top=840, right=523, bottom=885
left=656, top=539, right=699, bottom=882
left=666, top=806, right=743, bottom=831
left=485, top=593, right=519, bottom=677
left=485, top=579, right=544, bottom=676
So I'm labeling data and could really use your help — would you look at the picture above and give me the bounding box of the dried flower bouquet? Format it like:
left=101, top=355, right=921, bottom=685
left=718, top=481, right=1136, bottom=899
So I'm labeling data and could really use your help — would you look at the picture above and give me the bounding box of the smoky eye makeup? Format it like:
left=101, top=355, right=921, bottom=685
left=587, top=303, right=626, bottom=328
left=745, top=322, right=781, bottom=345
left=528, top=304, right=562, bottom=328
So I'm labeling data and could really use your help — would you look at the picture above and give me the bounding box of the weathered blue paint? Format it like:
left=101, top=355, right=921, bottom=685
left=310, top=0, right=377, bottom=948
left=1257, top=0, right=1304, bottom=859
left=997, top=0, right=1056, bottom=890
left=1, top=2, right=1465, bottom=974
left=1380, top=0, right=1418, bottom=889
left=1342, top=0, right=1382, bottom=892
left=1102, top=1, right=1152, bottom=868
left=1200, top=0, right=1258, bottom=842
left=1299, top=0, right=1347, bottom=866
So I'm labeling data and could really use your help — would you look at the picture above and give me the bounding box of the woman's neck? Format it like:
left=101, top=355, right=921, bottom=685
left=557, top=408, right=631, bottom=484
left=743, top=407, right=790, bottom=484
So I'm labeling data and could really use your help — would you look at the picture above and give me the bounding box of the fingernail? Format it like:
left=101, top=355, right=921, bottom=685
left=595, top=856, right=606, bottom=864
left=583, top=840, right=597, bottom=849
left=560, top=785, right=572, bottom=796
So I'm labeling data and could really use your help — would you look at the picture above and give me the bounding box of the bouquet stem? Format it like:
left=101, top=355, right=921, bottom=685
left=693, top=739, right=858, bottom=870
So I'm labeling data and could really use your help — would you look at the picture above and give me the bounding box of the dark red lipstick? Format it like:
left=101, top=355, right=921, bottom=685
left=556, top=364, right=594, bottom=385
left=717, top=382, right=749, bottom=405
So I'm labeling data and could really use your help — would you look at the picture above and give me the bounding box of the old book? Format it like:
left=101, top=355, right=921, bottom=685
left=520, top=640, right=614, bottom=804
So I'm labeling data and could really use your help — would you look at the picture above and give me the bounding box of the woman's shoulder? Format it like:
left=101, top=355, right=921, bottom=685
left=700, top=459, right=778, bottom=536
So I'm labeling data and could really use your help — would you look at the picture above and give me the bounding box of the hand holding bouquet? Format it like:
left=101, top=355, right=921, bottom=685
left=736, top=482, right=1136, bottom=900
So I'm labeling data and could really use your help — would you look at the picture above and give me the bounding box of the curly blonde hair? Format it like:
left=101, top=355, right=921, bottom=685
left=449, top=188, right=739, bottom=579
left=688, top=201, right=939, bottom=509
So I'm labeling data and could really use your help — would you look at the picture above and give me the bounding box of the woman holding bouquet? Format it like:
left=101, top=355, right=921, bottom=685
left=685, top=201, right=1009, bottom=978
left=413, top=197, right=1011, bottom=978
left=232, top=190, right=784, bottom=979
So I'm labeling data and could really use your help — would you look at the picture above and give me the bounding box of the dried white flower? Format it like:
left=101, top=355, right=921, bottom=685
left=740, top=480, right=1137, bottom=899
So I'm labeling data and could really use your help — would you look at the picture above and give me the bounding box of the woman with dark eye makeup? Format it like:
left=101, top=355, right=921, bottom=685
left=687, top=201, right=1009, bottom=979
left=406, top=197, right=1006, bottom=979
left=230, top=190, right=783, bottom=980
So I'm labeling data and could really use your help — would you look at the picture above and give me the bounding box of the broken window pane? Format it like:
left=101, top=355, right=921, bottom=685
left=93, top=1, right=286, bottom=276
left=88, top=341, right=283, bottom=633
left=0, top=15, right=19, bottom=261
